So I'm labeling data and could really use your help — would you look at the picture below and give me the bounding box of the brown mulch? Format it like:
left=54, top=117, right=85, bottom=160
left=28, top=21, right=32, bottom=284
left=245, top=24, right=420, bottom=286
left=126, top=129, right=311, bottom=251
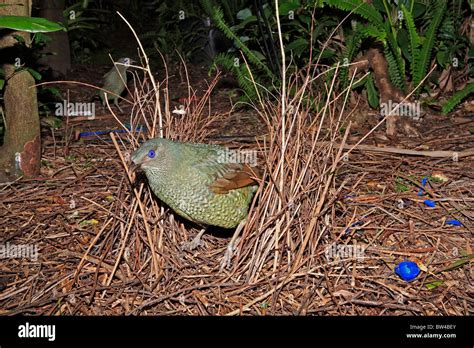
left=0, top=65, right=473, bottom=316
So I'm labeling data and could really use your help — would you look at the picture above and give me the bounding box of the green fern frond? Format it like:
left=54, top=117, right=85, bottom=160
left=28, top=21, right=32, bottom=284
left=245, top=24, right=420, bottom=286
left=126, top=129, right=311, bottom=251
left=366, top=72, right=379, bottom=108
left=339, top=29, right=362, bottom=88
left=212, top=52, right=235, bottom=71
left=401, top=5, right=421, bottom=84
left=340, top=24, right=386, bottom=88
left=213, top=53, right=259, bottom=100
left=384, top=22, right=406, bottom=90
left=200, top=0, right=274, bottom=79
left=413, top=0, right=446, bottom=95
left=442, top=82, right=474, bottom=114
left=361, top=24, right=387, bottom=42
left=385, top=46, right=405, bottom=90
left=323, top=0, right=383, bottom=27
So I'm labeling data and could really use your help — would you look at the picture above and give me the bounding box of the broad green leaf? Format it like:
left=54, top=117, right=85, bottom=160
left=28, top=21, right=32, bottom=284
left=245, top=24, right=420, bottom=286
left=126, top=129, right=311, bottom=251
left=12, top=34, right=25, bottom=43
left=286, top=37, right=308, bottom=56
left=237, top=8, right=252, bottom=21
left=366, top=73, right=379, bottom=108
left=412, top=2, right=427, bottom=18
left=299, top=15, right=311, bottom=25
left=442, top=253, right=474, bottom=272
left=279, top=0, right=300, bottom=15
left=26, top=68, right=42, bottom=80
left=250, top=50, right=266, bottom=61
left=397, top=29, right=410, bottom=61
left=426, top=280, right=444, bottom=290
left=320, top=48, right=335, bottom=59
left=351, top=74, right=368, bottom=89
left=0, top=16, right=64, bottom=33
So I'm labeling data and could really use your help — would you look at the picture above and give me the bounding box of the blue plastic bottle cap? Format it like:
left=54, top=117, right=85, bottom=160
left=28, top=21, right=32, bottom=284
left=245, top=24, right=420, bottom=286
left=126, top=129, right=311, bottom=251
left=395, top=261, right=421, bottom=282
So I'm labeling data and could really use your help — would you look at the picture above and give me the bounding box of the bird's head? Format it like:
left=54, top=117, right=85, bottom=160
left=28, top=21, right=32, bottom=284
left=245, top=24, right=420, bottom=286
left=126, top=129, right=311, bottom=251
left=116, top=57, right=135, bottom=70
left=130, top=137, right=173, bottom=175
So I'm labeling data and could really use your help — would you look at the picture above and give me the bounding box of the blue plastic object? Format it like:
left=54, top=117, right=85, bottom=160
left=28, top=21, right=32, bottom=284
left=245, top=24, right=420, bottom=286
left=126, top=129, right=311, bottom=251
left=418, top=177, right=428, bottom=196
left=423, top=199, right=436, bottom=207
left=79, top=124, right=145, bottom=138
left=395, top=261, right=420, bottom=282
left=344, top=221, right=363, bottom=234
left=445, top=219, right=462, bottom=226
left=395, top=261, right=421, bottom=282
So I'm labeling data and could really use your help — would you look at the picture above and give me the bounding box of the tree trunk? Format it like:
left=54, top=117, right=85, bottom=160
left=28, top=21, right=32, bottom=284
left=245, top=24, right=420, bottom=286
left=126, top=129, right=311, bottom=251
left=0, top=0, right=41, bottom=181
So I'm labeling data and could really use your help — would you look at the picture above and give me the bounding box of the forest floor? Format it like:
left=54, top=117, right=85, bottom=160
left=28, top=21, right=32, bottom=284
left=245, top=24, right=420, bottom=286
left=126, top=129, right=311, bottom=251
left=0, top=61, right=473, bottom=315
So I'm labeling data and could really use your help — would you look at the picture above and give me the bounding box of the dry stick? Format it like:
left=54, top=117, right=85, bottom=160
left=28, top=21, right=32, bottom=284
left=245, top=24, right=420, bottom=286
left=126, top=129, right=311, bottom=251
left=274, top=1, right=287, bottom=273
left=303, top=63, right=341, bottom=186
left=343, top=64, right=438, bottom=160
left=61, top=250, right=127, bottom=282
left=335, top=143, right=474, bottom=158
left=116, top=11, right=163, bottom=139
left=275, top=0, right=286, bottom=209
left=80, top=196, right=129, bottom=224
left=260, top=67, right=347, bottom=283
left=176, top=50, right=192, bottom=116
left=285, top=63, right=355, bottom=275
left=131, top=281, right=238, bottom=314
left=293, top=122, right=352, bottom=273
left=225, top=274, right=297, bottom=316
left=106, top=189, right=142, bottom=286
left=39, top=78, right=138, bottom=142
left=156, top=49, right=170, bottom=139
left=226, top=256, right=364, bottom=316
left=35, top=80, right=133, bottom=107
left=110, top=132, right=161, bottom=278
left=268, top=66, right=444, bottom=282
left=72, top=217, right=113, bottom=284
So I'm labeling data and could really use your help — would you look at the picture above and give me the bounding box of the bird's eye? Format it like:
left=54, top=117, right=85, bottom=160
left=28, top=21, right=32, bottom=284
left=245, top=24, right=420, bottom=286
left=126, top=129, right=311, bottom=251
left=148, top=149, right=155, bottom=158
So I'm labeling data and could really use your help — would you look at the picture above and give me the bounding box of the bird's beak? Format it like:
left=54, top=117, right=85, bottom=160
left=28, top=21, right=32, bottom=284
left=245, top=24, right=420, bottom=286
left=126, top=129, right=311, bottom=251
left=128, top=162, right=140, bottom=181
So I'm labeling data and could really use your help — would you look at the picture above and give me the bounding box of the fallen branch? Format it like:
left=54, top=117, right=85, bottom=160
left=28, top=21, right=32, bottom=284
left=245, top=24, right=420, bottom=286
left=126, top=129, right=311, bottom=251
left=341, top=143, right=474, bottom=158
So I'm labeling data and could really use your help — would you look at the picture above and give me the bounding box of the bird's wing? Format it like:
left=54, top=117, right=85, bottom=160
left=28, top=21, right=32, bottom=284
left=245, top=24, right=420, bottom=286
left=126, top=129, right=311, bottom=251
left=102, top=68, right=115, bottom=81
left=208, top=162, right=260, bottom=194
left=186, top=143, right=260, bottom=194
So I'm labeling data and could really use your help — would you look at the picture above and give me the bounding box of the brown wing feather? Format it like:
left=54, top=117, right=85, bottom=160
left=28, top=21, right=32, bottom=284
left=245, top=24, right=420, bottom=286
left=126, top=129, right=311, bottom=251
left=209, top=163, right=261, bottom=194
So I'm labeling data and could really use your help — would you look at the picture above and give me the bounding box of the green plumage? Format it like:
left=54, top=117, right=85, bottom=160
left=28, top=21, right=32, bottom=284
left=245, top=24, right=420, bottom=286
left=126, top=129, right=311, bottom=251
left=99, top=57, right=133, bottom=112
left=131, top=138, right=257, bottom=229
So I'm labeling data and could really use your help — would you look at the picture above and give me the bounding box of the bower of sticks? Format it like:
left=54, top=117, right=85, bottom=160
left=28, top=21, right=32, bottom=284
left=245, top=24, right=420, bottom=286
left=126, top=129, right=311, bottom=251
left=1, top=53, right=473, bottom=316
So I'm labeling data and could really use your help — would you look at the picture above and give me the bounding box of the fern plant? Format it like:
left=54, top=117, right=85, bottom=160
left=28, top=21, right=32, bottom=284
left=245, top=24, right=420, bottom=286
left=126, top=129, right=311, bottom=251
left=199, top=0, right=276, bottom=101
left=213, top=52, right=260, bottom=100
left=201, top=1, right=274, bottom=78
left=200, top=0, right=342, bottom=104
left=339, top=23, right=387, bottom=89
left=323, top=0, right=448, bottom=98
left=442, top=82, right=474, bottom=114
left=407, top=1, right=446, bottom=95
left=323, top=0, right=403, bottom=95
